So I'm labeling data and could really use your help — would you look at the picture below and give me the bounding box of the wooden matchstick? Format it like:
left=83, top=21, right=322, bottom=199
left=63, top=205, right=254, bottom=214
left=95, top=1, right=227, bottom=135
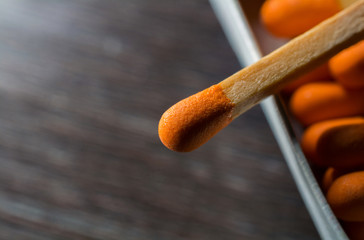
left=159, top=0, right=364, bottom=152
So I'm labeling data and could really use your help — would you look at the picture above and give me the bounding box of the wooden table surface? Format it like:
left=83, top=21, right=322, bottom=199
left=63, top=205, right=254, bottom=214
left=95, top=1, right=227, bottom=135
left=0, top=0, right=320, bottom=239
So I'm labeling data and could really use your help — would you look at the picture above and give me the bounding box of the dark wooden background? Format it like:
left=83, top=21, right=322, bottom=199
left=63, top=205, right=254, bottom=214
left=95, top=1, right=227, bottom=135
left=0, top=0, right=320, bottom=239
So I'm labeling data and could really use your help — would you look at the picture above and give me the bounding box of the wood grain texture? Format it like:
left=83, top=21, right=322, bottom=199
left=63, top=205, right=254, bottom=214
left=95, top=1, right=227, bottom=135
left=0, top=0, right=319, bottom=239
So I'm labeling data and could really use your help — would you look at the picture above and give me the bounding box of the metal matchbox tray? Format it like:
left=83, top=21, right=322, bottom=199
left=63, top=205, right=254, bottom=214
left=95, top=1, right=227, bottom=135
left=209, top=0, right=348, bottom=239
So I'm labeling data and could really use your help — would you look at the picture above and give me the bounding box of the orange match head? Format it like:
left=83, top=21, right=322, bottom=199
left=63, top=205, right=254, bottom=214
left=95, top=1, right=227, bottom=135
left=158, top=85, right=234, bottom=152
left=260, top=0, right=340, bottom=38
left=301, top=117, right=364, bottom=169
left=329, top=40, right=364, bottom=89
left=326, top=171, right=364, bottom=221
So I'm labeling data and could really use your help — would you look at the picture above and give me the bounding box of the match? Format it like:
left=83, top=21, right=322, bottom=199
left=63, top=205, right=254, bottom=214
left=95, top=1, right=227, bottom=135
left=159, top=0, right=364, bottom=152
